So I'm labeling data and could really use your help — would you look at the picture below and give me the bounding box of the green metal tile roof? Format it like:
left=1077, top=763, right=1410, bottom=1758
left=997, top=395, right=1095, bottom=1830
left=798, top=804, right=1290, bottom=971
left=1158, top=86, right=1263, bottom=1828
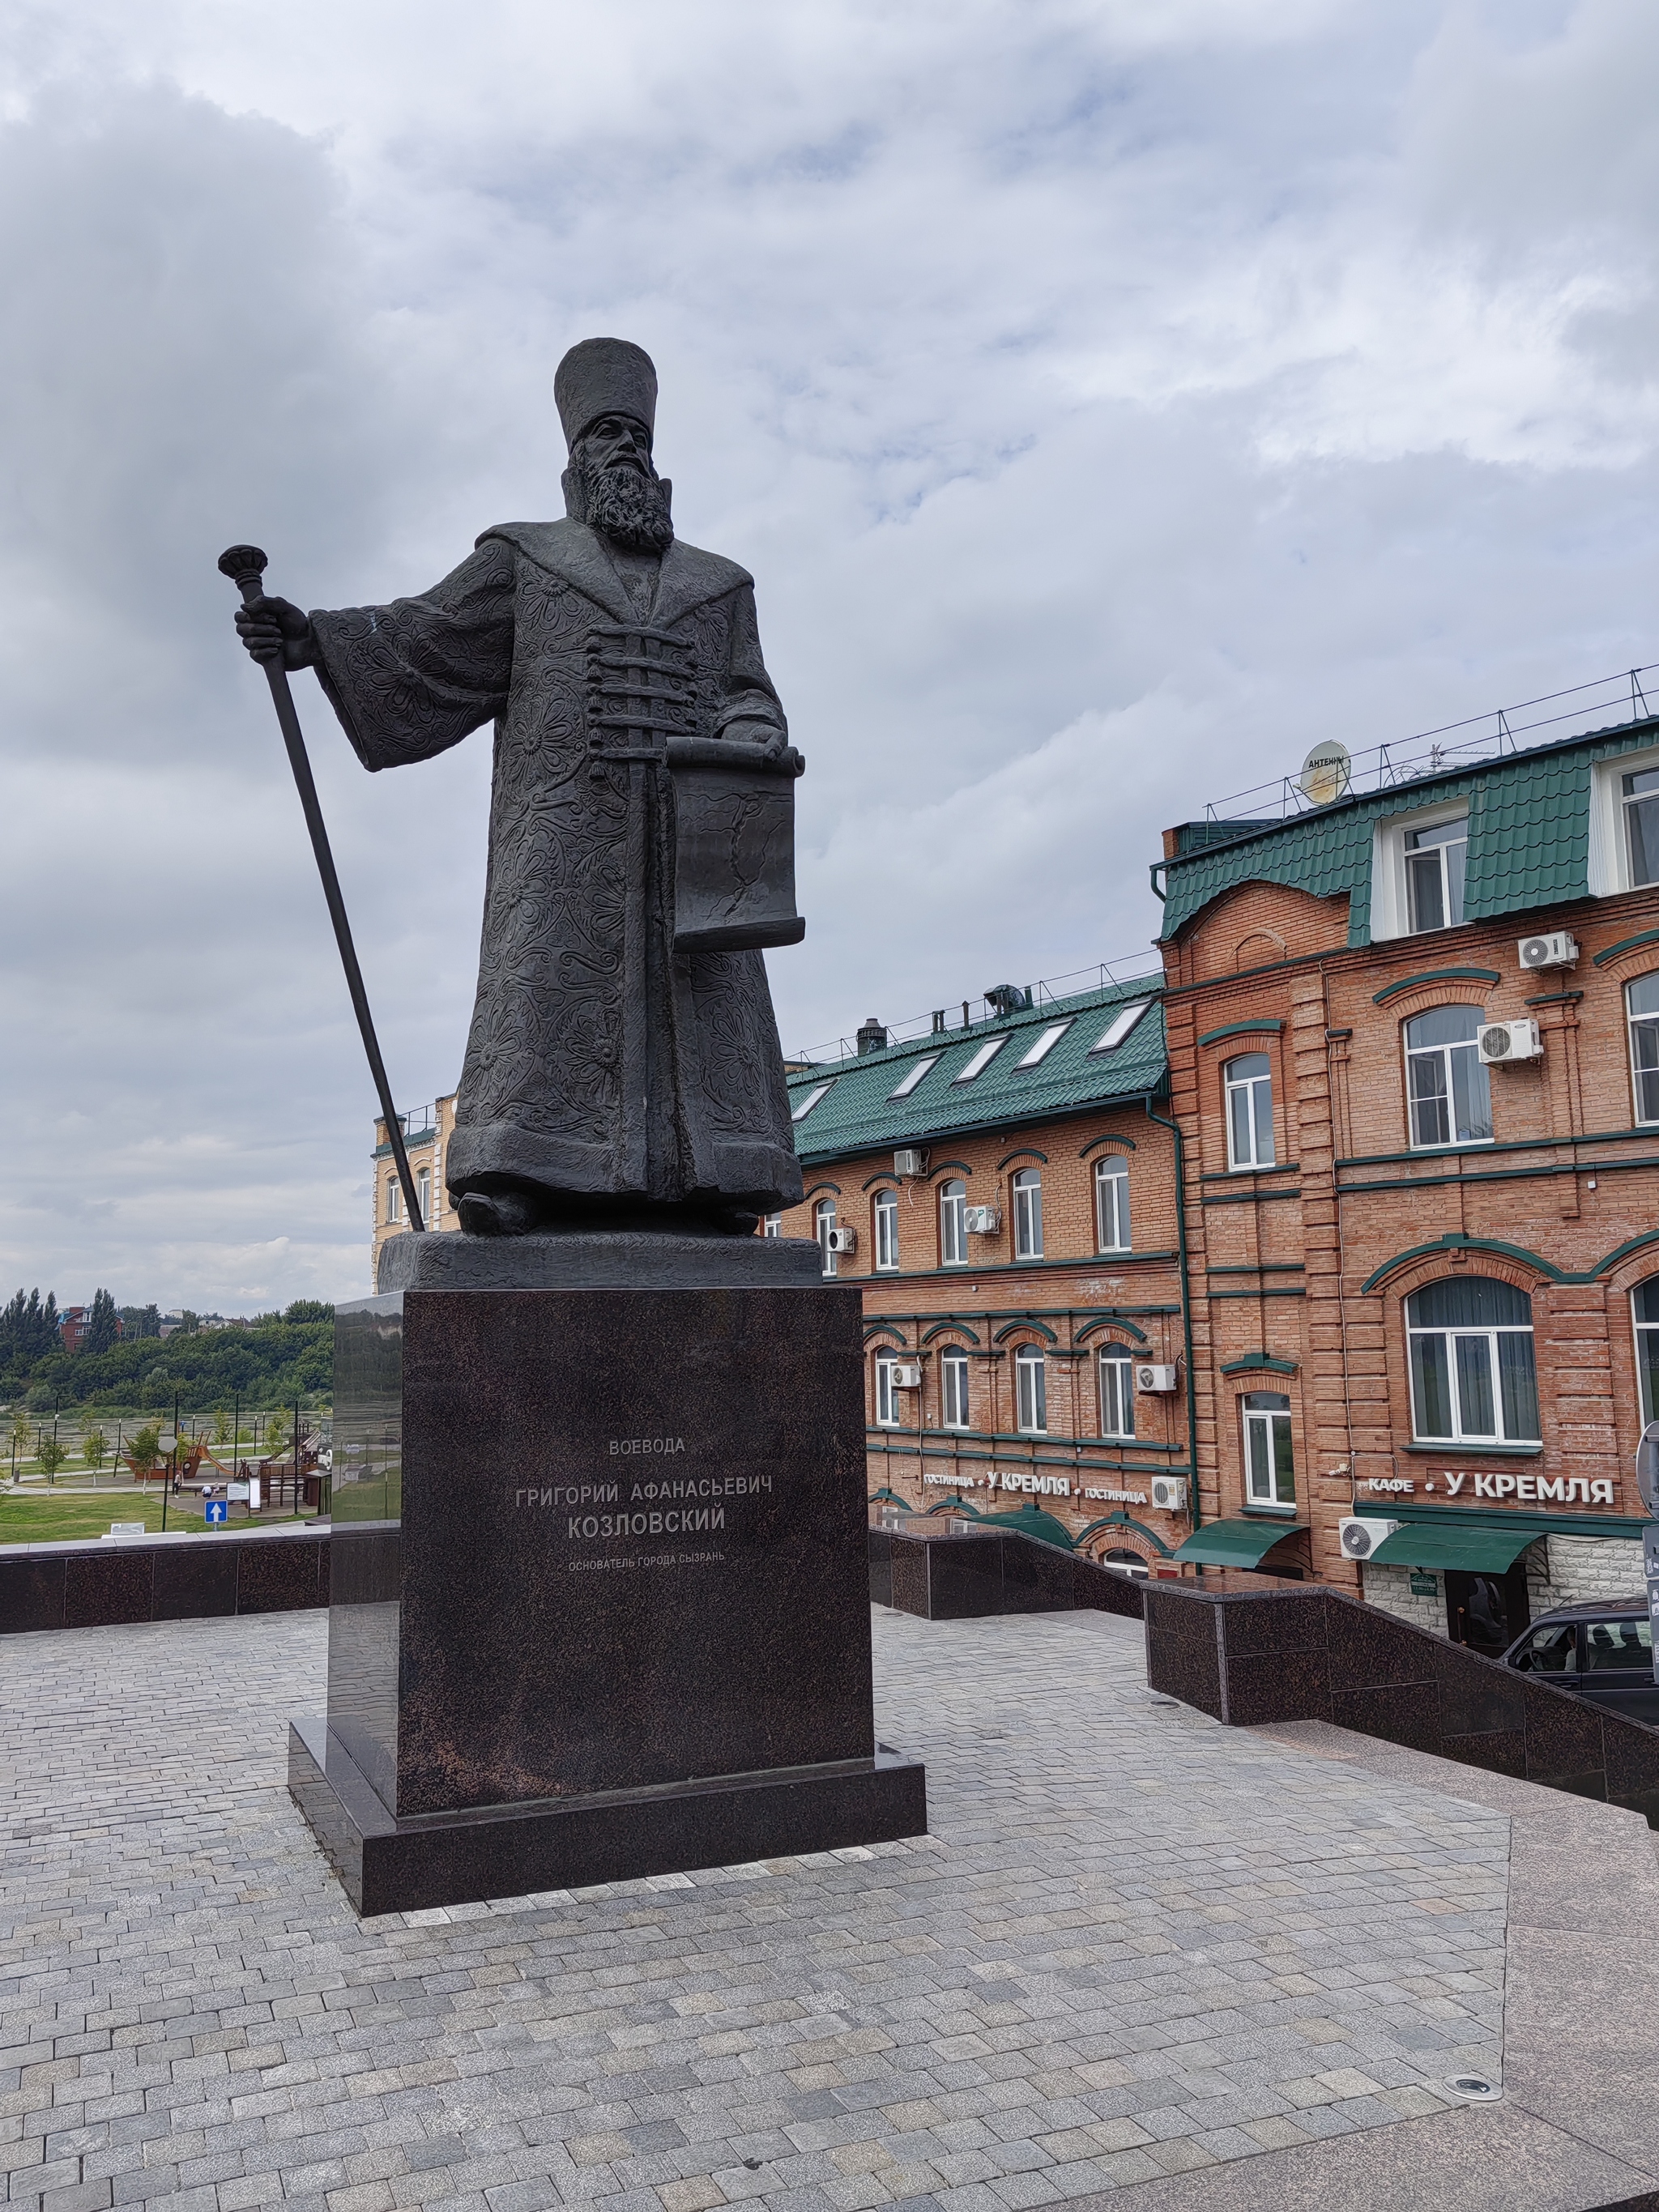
left=787, top=978, right=1167, bottom=1168
left=1160, top=716, right=1659, bottom=944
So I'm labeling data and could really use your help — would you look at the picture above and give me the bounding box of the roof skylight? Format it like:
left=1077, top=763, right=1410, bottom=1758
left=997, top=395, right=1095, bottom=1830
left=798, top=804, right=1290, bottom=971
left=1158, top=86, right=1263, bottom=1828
left=952, top=1035, right=1009, bottom=1085
left=889, top=1055, right=940, bottom=1099
left=1017, top=1022, right=1071, bottom=1069
left=1090, top=999, right=1153, bottom=1055
left=790, top=1080, right=834, bottom=1122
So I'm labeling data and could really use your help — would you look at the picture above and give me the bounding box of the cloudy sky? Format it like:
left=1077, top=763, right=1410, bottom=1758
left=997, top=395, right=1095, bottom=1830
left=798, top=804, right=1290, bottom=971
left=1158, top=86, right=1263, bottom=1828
left=2, top=0, right=1657, bottom=1311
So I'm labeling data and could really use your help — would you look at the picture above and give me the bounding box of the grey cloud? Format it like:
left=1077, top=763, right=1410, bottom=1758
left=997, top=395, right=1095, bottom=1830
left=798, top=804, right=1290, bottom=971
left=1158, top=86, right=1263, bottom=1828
left=1, top=4, right=1657, bottom=1307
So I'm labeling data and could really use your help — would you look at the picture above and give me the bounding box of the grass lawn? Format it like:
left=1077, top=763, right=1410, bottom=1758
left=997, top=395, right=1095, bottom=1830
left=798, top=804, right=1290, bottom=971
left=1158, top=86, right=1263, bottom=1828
left=0, top=1492, right=306, bottom=1544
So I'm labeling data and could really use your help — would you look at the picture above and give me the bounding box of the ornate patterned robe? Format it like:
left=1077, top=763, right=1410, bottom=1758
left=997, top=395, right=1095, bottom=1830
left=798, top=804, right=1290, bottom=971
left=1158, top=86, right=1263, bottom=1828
left=309, top=519, right=804, bottom=1215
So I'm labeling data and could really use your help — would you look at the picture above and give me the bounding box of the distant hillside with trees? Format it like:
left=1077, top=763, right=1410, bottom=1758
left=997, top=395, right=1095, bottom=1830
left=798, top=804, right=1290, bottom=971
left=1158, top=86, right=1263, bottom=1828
left=0, top=1293, right=334, bottom=1414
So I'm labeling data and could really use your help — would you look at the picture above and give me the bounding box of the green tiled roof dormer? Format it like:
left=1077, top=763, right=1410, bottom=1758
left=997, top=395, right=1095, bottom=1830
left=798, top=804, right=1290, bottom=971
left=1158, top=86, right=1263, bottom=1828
left=786, top=978, right=1167, bottom=1168
left=1159, top=715, right=1659, bottom=944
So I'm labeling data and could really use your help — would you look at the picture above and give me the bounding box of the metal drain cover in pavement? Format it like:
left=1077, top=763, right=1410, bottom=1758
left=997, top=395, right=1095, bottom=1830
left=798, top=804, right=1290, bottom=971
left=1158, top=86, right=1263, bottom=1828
left=1444, top=2074, right=1502, bottom=2101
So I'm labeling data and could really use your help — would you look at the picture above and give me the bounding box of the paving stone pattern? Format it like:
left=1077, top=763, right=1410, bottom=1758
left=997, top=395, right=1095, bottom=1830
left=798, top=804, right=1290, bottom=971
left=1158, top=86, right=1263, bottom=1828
left=0, top=1607, right=1508, bottom=2212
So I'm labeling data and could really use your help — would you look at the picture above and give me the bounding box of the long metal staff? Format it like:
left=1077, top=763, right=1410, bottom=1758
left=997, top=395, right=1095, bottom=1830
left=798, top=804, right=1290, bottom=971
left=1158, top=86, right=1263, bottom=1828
left=217, top=543, right=425, bottom=1232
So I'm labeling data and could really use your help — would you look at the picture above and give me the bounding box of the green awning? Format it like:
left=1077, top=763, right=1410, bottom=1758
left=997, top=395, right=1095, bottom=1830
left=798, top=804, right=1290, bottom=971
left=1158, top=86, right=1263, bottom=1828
left=1366, top=1522, right=1537, bottom=1572
left=1171, top=1517, right=1305, bottom=1566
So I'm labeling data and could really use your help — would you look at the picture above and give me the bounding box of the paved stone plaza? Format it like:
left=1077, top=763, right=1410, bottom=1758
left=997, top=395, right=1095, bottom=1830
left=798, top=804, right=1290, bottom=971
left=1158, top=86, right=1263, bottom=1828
left=0, top=1604, right=1538, bottom=2211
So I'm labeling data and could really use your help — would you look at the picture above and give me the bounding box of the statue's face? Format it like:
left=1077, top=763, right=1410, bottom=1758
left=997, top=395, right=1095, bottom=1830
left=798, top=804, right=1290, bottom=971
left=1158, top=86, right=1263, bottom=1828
left=582, top=412, right=654, bottom=478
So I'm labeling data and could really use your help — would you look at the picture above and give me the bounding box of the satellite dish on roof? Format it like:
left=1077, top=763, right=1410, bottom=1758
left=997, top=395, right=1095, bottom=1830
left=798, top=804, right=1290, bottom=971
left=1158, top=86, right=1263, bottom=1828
left=1299, top=740, right=1352, bottom=807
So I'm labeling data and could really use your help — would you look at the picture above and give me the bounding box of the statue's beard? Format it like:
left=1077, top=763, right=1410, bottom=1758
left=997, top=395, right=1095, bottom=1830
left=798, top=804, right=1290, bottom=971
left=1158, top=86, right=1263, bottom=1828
left=575, top=454, right=675, bottom=553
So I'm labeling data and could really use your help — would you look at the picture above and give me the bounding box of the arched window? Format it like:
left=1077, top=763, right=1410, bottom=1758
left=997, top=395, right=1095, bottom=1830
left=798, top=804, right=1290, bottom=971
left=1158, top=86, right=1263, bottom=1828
left=1627, top=975, right=1659, bottom=1125
left=1405, top=1006, right=1491, bottom=1149
left=1098, top=1345, right=1136, bottom=1439
left=1100, top=1548, right=1149, bottom=1582
left=1242, top=1390, right=1295, bottom=1507
left=872, top=1187, right=899, bottom=1271
left=939, top=1178, right=967, bottom=1266
left=1406, top=1277, right=1539, bottom=1444
left=814, top=1196, right=837, bottom=1277
left=940, top=1345, right=970, bottom=1430
left=1633, top=1278, right=1659, bottom=1423
left=1224, top=1053, right=1274, bottom=1170
left=385, top=1175, right=401, bottom=1223
left=873, top=1348, right=900, bottom=1427
left=1094, top=1154, right=1130, bottom=1251
left=1012, top=1168, right=1043, bottom=1259
left=1014, top=1344, right=1047, bottom=1433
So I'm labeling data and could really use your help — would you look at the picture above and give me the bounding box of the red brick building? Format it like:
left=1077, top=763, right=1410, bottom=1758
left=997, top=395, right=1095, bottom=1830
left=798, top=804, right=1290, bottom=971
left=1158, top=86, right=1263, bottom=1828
left=783, top=710, right=1659, bottom=1652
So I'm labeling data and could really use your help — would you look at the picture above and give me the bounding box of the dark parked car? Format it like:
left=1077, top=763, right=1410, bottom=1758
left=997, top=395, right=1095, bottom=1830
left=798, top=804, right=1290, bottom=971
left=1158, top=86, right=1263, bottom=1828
left=1501, top=1598, right=1659, bottom=1726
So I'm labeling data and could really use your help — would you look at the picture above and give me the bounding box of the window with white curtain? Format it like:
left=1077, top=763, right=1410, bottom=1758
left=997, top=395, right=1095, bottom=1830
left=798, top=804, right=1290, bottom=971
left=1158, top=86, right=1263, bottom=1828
left=1094, top=1155, right=1130, bottom=1251
left=940, top=1346, right=970, bottom=1430
left=814, top=1196, right=838, bottom=1277
left=1014, top=1345, right=1047, bottom=1433
left=1224, top=1053, right=1275, bottom=1170
left=1012, top=1168, right=1043, bottom=1259
left=1098, top=1347, right=1136, bottom=1439
left=1406, top=1277, right=1539, bottom=1444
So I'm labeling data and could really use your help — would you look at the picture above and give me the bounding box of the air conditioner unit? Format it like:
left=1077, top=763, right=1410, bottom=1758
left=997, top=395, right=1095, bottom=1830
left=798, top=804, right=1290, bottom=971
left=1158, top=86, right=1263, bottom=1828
left=1478, top=1018, right=1542, bottom=1065
left=964, top=1205, right=1002, bottom=1234
left=825, top=1226, right=858, bottom=1254
left=1149, top=1476, right=1188, bottom=1512
left=1135, top=1363, right=1178, bottom=1395
left=893, top=1363, right=923, bottom=1389
left=1337, top=1515, right=1400, bottom=1561
left=893, top=1148, right=929, bottom=1177
left=1518, top=931, right=1578, bottom=971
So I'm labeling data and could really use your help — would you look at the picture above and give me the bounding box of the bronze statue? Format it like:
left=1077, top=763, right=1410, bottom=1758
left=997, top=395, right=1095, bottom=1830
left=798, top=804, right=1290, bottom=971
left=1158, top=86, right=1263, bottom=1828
left=234, top=339, right=806, bottom=1239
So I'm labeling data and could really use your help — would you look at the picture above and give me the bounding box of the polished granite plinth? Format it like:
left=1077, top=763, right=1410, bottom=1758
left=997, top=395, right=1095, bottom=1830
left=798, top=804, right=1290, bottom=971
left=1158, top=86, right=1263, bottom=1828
left=303, top=1271, right=927, bottom=1911
left=289, top=1713, right=925, bottom=1916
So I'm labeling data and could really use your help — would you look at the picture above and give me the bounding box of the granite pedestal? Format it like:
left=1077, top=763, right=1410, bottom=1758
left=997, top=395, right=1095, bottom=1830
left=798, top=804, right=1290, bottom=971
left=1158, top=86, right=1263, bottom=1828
left=292, top=1232, right=926, bottom=1913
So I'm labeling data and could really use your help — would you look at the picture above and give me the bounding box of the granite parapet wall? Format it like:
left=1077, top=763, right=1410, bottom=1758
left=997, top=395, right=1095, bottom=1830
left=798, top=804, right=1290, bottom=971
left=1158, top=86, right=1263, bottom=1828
left=1144, top=1579, right=1659, bottom=1826
left=869, top=1527, right=1145, bottom=1622
left=0, top=1528, right=329, bottom=1634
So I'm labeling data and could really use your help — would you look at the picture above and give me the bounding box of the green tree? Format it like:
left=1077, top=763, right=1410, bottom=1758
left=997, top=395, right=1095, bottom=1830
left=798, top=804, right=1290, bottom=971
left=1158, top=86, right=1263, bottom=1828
left=284, top=1300, right=334, bottom=1323
left=212, top=1406, right=231, bottom=1448
left=35, top=1434, right=67, bottom=1481
left=126, top=1424, right=162, bottom=1478
left=83, top=1289, right=119, bottom=1357
left=265, top=1409, right=289, bottom=1452
left=82, top=1426, right=108, bottom=1470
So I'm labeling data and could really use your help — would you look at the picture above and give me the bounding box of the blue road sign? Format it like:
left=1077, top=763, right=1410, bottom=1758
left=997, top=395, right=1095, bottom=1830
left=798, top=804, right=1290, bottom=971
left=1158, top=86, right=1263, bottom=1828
left=205, top=1498, right=228, bottom=1526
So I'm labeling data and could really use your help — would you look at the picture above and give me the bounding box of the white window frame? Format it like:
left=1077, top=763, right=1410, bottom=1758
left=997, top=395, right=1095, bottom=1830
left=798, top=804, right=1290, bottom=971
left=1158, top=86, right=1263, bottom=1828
left=1017, top=1022, right=1071, bottom=1068
left=1406, top=1289, right=1540, bottom=1446
left=1242, top=1394, right=1297, bottom=1509
left=791, top=1080, right=834, bottom=1123
left=761, top=1213, right=783, bottom=1238
left=873, top=1187, right=900, bottom=1271
left=953, top=1035, right=1008, bottom=1085
left=940, top=1345, right=970, bottom=1430
left=1093, top=1154, right=1131, bottom=1251
left=1590, top=744, right=1659, bottom=896
left=385, top=1176, right=401, bottom=1223
left=1223, top=1053, right=1276, bottom=1170
left=889, top=1055, right=938, bottom=1099
left=1632, top=1280, right=1659, bottom=1425
left=1403, top=1005, right=1493, bottom=1150
left=814, top=1196, right=838, bottom=1277
left=1370, top=799, right=1473, bottom=942
left=874, top=1349, right=901, bottom=1428
left=1014, top=1345, right=1047, bottom=1434
left=1011, top=1168, right=1043, bottom=1259
left=415, top=1165, right=432, bottom=1223
left=1627, top=974, right=1659, bottom=1126
left=939, top=1179, right=967, bottom=1266
left=1098, top=1345, right=1136, bottom=1439
left=1090, top=999, right=1153, bottom=1055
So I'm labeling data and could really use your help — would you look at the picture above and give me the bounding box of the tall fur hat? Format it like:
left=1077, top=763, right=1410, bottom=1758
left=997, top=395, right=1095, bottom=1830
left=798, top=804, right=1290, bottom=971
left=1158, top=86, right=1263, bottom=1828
left=554, top=338, right=659, bottom=450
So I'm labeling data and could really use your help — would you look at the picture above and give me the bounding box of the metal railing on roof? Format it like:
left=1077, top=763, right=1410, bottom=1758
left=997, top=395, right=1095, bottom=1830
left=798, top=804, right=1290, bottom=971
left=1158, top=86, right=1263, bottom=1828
left=1199, top=663, right=1659, bottom=830
left=789, top=950, right=1163, bottom=1068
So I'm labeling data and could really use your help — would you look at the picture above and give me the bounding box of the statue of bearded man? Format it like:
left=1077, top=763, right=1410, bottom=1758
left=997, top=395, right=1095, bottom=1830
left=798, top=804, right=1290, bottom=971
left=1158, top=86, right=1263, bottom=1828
left=236, top=339, right=805, bottom=1241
